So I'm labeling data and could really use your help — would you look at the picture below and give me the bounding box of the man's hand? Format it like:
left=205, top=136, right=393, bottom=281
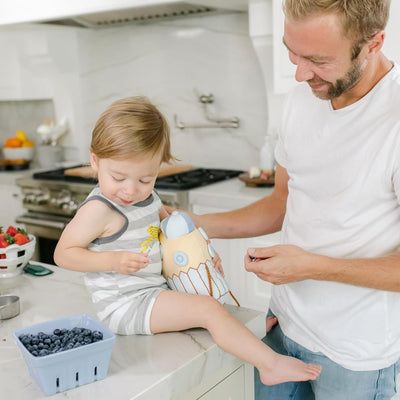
left=244, top=245, right=320, bottom=285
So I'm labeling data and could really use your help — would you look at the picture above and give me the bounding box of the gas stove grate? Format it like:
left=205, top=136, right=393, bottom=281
left=154, top=168, right=243, bottom=190
left=33, top=166, right=243, bottom=190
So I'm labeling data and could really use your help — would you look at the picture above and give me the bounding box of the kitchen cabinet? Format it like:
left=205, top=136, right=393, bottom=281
left=196, top=364, right=252, bottom=400
left=0, top=181, right=24, bottom=228
left=272, top=0, right=297, bottom=93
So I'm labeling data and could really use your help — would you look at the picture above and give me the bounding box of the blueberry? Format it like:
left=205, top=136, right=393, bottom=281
left=22, top=326, right=104, bottom=356
left=92, top=331, right=103, bottom=340
left=39, top=349, right=50, bottom=357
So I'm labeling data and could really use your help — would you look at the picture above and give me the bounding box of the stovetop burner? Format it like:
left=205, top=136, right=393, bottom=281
left=33, top=165, right=243, bottom=190
left=155, top=168, right=242, bottom=190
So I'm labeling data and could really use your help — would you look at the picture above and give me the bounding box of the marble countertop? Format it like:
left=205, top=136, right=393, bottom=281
left=189, top=178, right=274, bottom=211
left=0, top=265, right=264, bottom=399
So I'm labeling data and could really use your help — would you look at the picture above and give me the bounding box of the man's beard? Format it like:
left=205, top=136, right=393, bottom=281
left=309, top=58, right=364, bottom=100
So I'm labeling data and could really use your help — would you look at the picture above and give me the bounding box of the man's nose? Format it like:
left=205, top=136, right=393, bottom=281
left=290, top=54, right=314, bottom=82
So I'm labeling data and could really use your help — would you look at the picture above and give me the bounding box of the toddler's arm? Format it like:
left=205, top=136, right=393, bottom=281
left=54, top=200, right=151, bottom=274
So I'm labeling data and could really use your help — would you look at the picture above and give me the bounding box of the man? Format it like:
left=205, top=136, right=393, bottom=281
left=190, top=0, right=400, bottom=398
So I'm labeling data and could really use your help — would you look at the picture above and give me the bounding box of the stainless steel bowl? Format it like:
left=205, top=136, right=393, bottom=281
left=0, top=295, right=20, bottom=319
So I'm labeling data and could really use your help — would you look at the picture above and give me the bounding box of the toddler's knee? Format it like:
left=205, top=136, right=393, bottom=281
left=198, top=296, right=226, bottom=319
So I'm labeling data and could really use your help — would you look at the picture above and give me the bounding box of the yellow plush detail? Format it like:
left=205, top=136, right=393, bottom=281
left=140, top=225, right=160, bottom=252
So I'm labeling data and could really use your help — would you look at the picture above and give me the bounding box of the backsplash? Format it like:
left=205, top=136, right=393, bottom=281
left=0, top=12, right=285, bottom=170
left=0, top=99, right=54, bottom=144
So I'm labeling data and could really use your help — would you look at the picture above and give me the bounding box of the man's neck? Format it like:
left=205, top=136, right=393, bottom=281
left=331, top=53, right=393, bottom=110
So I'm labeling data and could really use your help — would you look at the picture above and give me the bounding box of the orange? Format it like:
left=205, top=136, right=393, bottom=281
left=4, top=138, right=22, bottom=148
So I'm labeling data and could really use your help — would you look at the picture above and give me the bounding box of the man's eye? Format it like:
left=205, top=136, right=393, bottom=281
left=311, top=60, right=327, bottom=66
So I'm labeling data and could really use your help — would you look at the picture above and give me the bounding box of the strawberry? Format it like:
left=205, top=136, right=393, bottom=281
left=0, top=236, right=9, bottom=248
left=14, top=233, right=29, bottom=245
left=0, top=234, right=15, bottom=259
left=17, top=227, right=28, bottom=236
left=6, top=225, right=18, bottom=237
left=0, top=233, right=15, bottom=247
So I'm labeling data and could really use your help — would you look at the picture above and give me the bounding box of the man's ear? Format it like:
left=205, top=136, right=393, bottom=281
left=365, top=30, right=385, bottom=59
left=89, top=150, right=99, bottom=171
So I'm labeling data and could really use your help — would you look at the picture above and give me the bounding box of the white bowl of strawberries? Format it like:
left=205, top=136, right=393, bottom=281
left=0, top=226, right=36, bottom=278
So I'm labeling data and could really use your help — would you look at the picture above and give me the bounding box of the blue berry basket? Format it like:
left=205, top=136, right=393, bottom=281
left=13, top=313, right=115, bottom=395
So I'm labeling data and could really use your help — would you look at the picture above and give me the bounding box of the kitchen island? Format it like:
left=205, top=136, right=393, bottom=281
left=0, top=264, right=265, bottom=399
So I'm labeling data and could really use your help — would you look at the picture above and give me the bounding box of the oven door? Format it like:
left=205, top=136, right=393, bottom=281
left=15, top=212, right=69, bottom=264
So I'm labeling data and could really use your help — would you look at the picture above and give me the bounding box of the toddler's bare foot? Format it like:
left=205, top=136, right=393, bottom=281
left=266, top=316, right=278, bottom=333
left=259, top=353, right=321, bottom=386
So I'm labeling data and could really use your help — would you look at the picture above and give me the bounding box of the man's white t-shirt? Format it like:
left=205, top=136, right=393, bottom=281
left=270, top=63, right=400, bottom=371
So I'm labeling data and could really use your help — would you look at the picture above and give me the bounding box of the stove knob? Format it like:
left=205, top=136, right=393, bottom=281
left=61, top=201, right=79, bottom=214
left=51, top=191, right=72, bottom=208
left=34, top=193, right=50, bottom=205
left=23, top=193, right=36, bottom=204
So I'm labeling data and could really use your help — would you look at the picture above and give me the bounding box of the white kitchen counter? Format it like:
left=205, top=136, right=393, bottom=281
left=189, top=178, right=274, bottom=211
left=0, top=265, right=265, bottom=399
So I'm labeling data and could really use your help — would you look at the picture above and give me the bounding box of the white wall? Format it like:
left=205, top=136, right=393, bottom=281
left=0, top=12, right=285, bottom=170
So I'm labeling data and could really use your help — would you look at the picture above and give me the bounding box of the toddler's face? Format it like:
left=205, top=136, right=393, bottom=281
left=90, top=152, right=162, bottom=206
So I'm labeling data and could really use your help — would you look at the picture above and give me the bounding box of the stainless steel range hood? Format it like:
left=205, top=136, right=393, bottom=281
left=0, top=0, right=248, bottom=29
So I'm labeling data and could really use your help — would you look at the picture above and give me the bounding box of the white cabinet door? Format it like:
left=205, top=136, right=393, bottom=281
left=272, top=0, right=297, bottom=93
left=191, top=204, right=278, bottom=312
left=197, top=364, right=250, bottom=400
left=0, top=183, right=24, bottom=229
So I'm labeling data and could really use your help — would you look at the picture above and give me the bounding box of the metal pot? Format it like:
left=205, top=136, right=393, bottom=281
left=0, top=295, right=20, bottom=319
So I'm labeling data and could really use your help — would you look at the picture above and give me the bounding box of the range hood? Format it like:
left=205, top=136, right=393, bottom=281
left=0, top=0, right=248, bottom=29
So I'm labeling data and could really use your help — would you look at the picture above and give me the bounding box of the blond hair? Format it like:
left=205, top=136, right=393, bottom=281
left=90, top=96, right=174, bottom=163
left=283, top=0, right=391, bottom=57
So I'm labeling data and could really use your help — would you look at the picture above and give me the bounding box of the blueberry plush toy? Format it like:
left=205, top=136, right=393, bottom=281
left=160, top=211, right=239, bottom=306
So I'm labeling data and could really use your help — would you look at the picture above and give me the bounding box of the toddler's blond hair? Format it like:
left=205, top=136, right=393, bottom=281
left=91, top=96, right=174, bottom=163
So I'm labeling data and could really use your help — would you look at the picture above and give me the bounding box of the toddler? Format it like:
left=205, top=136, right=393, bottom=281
left=54, top=96, right=321, bottom=385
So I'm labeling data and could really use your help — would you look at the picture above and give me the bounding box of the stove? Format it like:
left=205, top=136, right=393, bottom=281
left=15, top=165, right=242, bottom=264
left=32, top=166, right=242, bottom=190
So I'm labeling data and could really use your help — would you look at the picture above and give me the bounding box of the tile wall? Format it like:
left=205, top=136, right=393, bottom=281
left=0, top=12, right=286, bottom=170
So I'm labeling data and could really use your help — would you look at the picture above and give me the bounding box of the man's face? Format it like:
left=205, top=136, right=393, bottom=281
left=309, top=57, right=364, bottom=100
left=283, top=13, right=367, bottom=101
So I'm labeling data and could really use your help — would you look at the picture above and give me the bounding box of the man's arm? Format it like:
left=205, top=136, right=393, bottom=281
left=245, top=243, right=400, bottom=292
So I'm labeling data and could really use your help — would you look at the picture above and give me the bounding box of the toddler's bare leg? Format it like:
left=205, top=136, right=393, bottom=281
left=150, top=291, right=321, bottom=385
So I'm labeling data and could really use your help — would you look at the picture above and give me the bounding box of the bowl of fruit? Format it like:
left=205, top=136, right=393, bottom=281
left=1, top=130, right=35, bottom=170
left=0, top=225, right=36, bottom=278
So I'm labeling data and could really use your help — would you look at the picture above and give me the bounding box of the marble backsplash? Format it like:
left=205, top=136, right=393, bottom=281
left=0, top=99, right=54, bottom=145
left=0, top=12, right=284, bottom=170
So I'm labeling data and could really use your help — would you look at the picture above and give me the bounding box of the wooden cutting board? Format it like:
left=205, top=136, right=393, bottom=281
left=64, top=163, right=193, bottom=178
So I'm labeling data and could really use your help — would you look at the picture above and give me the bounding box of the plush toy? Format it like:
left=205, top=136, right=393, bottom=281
left=160, top=211, right=239, bottom=306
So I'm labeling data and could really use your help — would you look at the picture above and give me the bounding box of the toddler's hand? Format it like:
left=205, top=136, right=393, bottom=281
left=112, top=251, right=151, bottom=274
left=212, top=251, right=225, bottom=277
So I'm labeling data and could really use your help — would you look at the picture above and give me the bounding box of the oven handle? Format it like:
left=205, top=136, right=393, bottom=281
left=15, top=215, right=67, bottom=230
